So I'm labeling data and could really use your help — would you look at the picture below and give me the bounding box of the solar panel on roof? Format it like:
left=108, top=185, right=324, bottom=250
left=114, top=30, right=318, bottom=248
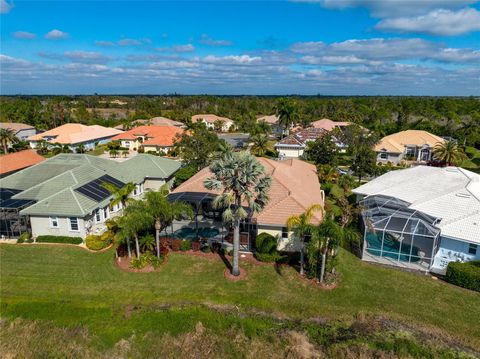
left=0, top=188, right=35, bottom=209
left=74, top=175, right=125, bottom=202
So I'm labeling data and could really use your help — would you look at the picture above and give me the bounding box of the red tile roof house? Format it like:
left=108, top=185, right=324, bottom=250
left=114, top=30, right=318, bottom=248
left=191, top=114, right=235, bottom=132
left=28, top=123, right=123, bottom=152
left=169, top=157, right=324, bottom=252
left=110, top=125, right=185, bottom=154
left=0, top=122, right=37, bottom=143
left=0, top=150, right=45, bottom=178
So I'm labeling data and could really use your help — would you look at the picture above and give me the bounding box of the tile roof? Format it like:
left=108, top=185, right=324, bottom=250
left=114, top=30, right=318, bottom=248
left=172, top=157, right=324, bottom=226
left=353, top=166, right=480, bottom=244
left=135, top=117, right=184, bottom=127
left=310, top=119, right=351, bottom=131
left=192, top=114, right=233, bottom=124
left=374, top=130, right=445, bottom=153
left=111, top=125, right=185, bottom=147
left=275, top=127, right=327, bottom=147
left=257, top=115, right=279, bottom=125
left=0, top=122, right=35, bottom=132
left=0, top=153, right=180, bottom=217
left=28, top=123, right=123, bottom=145
left=0, top=150, right=45, bottom=175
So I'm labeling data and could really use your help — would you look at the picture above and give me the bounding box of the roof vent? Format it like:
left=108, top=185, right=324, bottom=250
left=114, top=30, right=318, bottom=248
left=455, top=192, right=471, bottom=198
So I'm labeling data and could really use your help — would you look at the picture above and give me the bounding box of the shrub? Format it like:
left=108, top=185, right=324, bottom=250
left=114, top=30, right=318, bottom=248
left=201, top=243, right=211, bottom=253
left=179, top=240, right=192, bottom=252
left=130, top=252, right=164, bottom=269
left=255, top=252, right=281, bottom=263
left=17, top=232, right=31, bottom=244
left=255, top=232, right=278, bottom=254
left=36, top=235, right=83, bottom=245
left=171, top=239, right=183, bottom=251
left=86, top=234, right=110, bottom=251
left=191, top=241, right=201, bottom=251
left=446, top=260, right=480, bottom=292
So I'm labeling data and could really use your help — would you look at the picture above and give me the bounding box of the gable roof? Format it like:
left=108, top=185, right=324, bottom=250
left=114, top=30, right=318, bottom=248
left=0, top=153, right=180, bottom=217
left=375, top=130, right=445, bottom=153
left=275, top=127, right=327, bottom=147
left=192, top=114, right=233, bottom=124
left=310, top=119, right=351, bottom=131
left=0, top=150, right=45, bottom=176
left=171, top=157, right=324, bottom=226
left=0, top=122, right=35, bottom=133
left=111, top=125, right=185, bottom=147
left=353, top=166, right=480, bottom=244
left=28, top=123, right=123, bottom=145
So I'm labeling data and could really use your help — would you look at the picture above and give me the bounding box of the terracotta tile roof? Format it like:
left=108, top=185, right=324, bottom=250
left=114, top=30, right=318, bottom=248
left=0, top=122, right=35, bottom=132
left=192, top=114, right=233, bottom=124
left=28, top=124, right=122, bottom=144
left=111, top=125, right=185, bottom=147
left=257, top=115, right=279, bottom=125
left=310, top=119, right=351, bottom=131
left=375, top=130, right=445, bottom=153
left=172, top=157, right=324, bottom=226
left=276, top=127, right=327, bottom=147
left=0, top=149, right=45, bottom=175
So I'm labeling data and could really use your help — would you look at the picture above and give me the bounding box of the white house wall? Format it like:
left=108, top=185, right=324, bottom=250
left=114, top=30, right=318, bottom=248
left=30, top=216, right=88, bottom=238
left=432, top=236, right=480, bottom=274
left=257, top=224, right=300, bottom=252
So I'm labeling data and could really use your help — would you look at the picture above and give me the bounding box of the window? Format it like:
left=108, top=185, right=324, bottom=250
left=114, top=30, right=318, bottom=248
left=50, top=216, right=59, bottom=228
left=379, top=152, right=388, bottom=159
left=69, top=217, right=79, bottom=231
left=125, top=141, right=130, bottom=147
left=468, top=243, right=478, bottom=255
left=95, top=209, right=102, bottom=223
left=103, top=207, right=109, bottom=220
left=281, top=227, right=289, bottom=239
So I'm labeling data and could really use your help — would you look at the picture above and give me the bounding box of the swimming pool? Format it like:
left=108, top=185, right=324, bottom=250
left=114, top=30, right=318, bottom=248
left=173, top=227, right=220, bottom=240
left=366, top=232, right=421, bottom=262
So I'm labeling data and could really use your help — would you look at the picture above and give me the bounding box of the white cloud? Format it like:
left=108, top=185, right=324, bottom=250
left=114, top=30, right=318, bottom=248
left=13, top=31, right=37, bottom=39
left=0, top=0, right=13, bottom=14
left=171, top=44, right=195, bottom=53
left=95, top=40, right=116, bottom=47
left=45, top=29, right=69, bottom=40
left=118, top=38, right=142, bottom=46
left=376, top=8, right=480, bottom=36
left=64, top=51, right=112, bottom=64
left=199, top=34, right=233, bottom=46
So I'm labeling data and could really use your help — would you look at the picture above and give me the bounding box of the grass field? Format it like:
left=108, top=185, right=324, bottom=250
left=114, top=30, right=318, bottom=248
left=1, top=244, right=479, bottom=357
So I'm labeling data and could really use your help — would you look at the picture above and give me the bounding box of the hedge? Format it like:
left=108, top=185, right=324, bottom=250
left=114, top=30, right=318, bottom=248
left=36, top=235, right=83, bottom=245
left=85, top=234, right=111, bottom=251
left=446, top=260, right=480, bottom=292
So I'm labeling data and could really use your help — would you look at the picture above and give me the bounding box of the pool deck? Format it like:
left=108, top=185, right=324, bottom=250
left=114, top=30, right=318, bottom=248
left=362, top=250, right=431, bottom=272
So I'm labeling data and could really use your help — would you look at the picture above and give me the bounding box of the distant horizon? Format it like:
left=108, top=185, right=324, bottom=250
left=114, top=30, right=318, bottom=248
left=1, top=1, right=480, bottom=95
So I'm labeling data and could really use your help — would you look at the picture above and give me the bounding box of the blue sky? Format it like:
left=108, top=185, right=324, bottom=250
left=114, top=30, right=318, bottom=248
left=1, top=0, right=479, bottom=95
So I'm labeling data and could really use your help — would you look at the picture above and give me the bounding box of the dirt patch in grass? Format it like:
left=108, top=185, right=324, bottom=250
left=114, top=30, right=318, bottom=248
left=115, top=255, right=168, bottom=273
left=224, top=267, right=248, bottom=281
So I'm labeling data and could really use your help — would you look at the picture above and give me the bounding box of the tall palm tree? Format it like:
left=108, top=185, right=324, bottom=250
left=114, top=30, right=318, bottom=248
left=286, top=204, right=323, bottom=276
left=250, top=134, right=269, bottom=157
left=103, top=182, right=136, bottom=210
left=76, top=143, right=86, bottom=154
left=52, top=143, right=72, bottom=155
left=121, top=200, right=151, bottom=259
left=0, top=128, right=17, bottom=154
left=144, top=185, right=193, bottom=258
left=275, top=98, right=298, bottom=138
left=109, top=149, right=119, bottom=158
left=204, top=151, right=272, bottom=276
left=433, top=140, right=467, bottom=166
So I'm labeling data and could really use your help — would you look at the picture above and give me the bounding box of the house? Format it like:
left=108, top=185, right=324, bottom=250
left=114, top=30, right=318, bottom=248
left=0, top=122, right=37, bottom=142
left=0, top=150, right=45, bottom=178
left=310, top=119, right=352, bottom=132
left=115, top=117, right=185, bottom=130
left=0, top=153, right=181, bottom=239
left=375, top=130, right=445, bottom=165
left=110, top=125, right=185, bottom=153
left=191, top=114, right=234, bottom=132
left=28, top=123, right=123, bottom=152
left=169, top=158, right=324, bottom=251
left=256, top=115, right=284, bottom=137
left=353, top=166, right=480, bottom=274
left=274, top=127, right=328, bottom=159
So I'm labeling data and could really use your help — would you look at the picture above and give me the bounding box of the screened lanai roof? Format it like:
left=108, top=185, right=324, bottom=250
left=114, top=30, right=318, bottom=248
left=168, top=191, right=217, bottom=203
left=360, top=195, right=440, bottom=238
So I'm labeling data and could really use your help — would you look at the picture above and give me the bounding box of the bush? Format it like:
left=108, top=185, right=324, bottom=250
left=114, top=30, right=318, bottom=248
left=36, top=235, right=83, bottom=245
left=171, top=239, right=183, bottom=251
left=130, top=252, right=164, bottom=269
left=446, top=260, right=480, bottom=292
left=85, top=234, right=111, bottom=251
left=179, top=240, right=192, bottom=252
left=255, top=232, right=278, bottom=254
left=191, top=241, right=201, bottom=251
left=17, top=232, right=31, bottom=244
left=255, top=252, right=281, bottom=263
left=201, top=243, right=211, bottom=253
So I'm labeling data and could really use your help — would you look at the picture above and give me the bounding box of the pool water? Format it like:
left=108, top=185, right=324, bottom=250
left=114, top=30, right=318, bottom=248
left=173, top=227, right=220, bottom=240
left=366, top=232, right=421, bottom=262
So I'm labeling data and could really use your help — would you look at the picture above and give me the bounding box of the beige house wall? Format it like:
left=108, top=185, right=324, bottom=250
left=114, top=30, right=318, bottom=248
left=275, top=146, right=304, bottom=159
left=30, top=216, right=88, bottom=239
left=257, top=224, right=300, bottom=252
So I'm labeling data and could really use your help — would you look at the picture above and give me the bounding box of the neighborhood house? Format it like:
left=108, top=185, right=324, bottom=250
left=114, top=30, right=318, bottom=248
left=191, top=114, right=234, bottom=132
left=110, top=125, right=185, bottom=153
left=353, top=166, right=480, bottom=274
left=0, top=122, right=37, bottom=142
left=275, top=127, right=328, bottom=159
left=0, top=150, right=45, bottom=178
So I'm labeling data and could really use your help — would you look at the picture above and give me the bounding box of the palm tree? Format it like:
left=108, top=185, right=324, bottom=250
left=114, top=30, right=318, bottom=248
left=433, top=140, right=467, bottom=166
left=275, top=98, right=298, bottom=138
left=0, top=128, right=17, bottom=154
left=52, top=143, right=72, bottom=155
left=204, top=151, right=272, bottom=276
left=36, top=140, right=49, bottom=155
left=251, top=134, right=269, bottom=157
left=76, top=143, right=86, bottom=154
left=286, top=204, right=323, bottom=276
left=121, top=200, right=151, bottom=259
left=109, top=149, right=119, bottom=158
left=122, top=149, right=129, bottom=158
left=144, top=185, right=193, bottom=258
left=102, top=182, right=136, bottom=210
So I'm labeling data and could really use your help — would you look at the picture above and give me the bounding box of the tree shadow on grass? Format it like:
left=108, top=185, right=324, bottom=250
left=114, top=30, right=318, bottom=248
left=218, top=251, right=232, bottom=272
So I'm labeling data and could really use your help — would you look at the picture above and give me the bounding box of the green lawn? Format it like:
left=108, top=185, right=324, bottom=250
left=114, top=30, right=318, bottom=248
left=1, top=244, right=479, bottom=352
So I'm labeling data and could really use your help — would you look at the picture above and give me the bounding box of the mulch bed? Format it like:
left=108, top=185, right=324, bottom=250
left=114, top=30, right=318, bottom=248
left=224, top=267, right=248, bottom=281
left=115, top=255, right=168, bottom=273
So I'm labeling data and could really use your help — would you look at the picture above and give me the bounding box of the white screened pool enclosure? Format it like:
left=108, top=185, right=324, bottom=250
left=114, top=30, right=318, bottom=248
left=359, top=195, right=441, bottom=272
